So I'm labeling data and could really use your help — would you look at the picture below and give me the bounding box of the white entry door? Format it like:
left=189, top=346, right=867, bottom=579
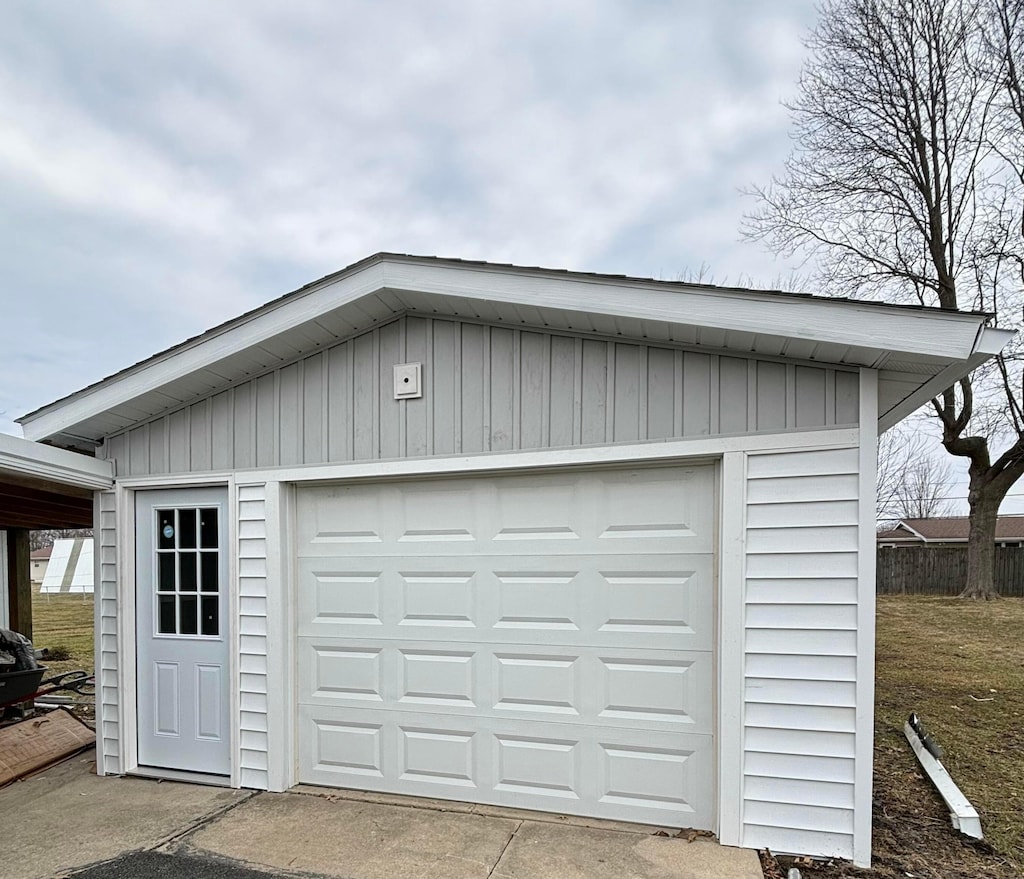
left=295, top=465, right=716, bottom=828
left=136, top=488, right=230, bottom=776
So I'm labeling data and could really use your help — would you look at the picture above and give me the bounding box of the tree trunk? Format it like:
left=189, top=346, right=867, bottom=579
left=961, top=485, right=1002, bottom=599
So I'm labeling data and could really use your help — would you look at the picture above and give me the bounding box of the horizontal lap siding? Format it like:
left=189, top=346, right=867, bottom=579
left=237, top=483, right=270, bottom=789
left=743, top=446, right=861, bottom=860
left=96, top=490, right=121, bottom=775
left=102, top=317, right=860, bottom=475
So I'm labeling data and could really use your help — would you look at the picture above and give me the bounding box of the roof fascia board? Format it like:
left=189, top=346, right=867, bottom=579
left=0, top=433, right=114, bottom=490
left=20, top=255, right=998, bottom=442
left=21, top=263, right=391, bottom=441
left=898, top=523, right=929, bottom=540
left=975, top=325, right=1015, bottom=355
left=380, top=260, right=991, bottom=359
left=877, top=351, right=992, bottom=432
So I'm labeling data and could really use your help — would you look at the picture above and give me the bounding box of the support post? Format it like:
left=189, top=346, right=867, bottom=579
left=6, top=529, right=31, bottom=639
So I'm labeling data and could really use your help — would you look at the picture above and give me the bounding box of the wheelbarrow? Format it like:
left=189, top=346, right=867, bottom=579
left=0, top=666, right=94, bottom=710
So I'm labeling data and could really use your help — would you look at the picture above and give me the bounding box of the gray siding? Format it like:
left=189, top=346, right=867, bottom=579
left=100, top=317, right=860, bottom=475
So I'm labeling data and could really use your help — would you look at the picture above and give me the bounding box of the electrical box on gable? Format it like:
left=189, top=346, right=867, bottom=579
left=393, top=362, right=423, bottom=399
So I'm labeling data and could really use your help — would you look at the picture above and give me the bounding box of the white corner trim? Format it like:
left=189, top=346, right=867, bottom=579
left=0, top=432, right=113, bottom=489
left=115, top=481, right=137, bottom=777
left=853, top=369, right=879, bottom=869
left=262, top=480, right=294, bottom=792
left=717, top=451, right=747, bottom=847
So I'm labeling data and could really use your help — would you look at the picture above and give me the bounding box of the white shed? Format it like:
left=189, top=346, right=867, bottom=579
left=18, top=254, right=1010, bottom=867
left=39, top=538, right=95, bottom=594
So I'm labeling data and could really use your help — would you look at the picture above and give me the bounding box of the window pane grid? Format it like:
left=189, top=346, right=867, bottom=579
left=154, top=506, right=220, bottom=637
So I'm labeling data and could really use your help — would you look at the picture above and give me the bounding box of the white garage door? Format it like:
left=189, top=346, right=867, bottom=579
left=295, top=464, right=716, bottom=828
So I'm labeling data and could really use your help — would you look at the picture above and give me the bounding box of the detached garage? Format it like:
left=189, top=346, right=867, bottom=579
left=18, top=253, right=1009, bottom=867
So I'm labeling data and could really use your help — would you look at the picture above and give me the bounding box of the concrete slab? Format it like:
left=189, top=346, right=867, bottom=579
left=0, top=752, right=251, bottom=879
left=490, top=821, right=763, bottom=879
left=188, top=791, right=520, bottom=879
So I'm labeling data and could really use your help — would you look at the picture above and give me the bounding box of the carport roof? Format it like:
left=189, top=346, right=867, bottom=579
left=0, top=433, right=113, bottom=529
left=17, top=252, right=1014, bottom=447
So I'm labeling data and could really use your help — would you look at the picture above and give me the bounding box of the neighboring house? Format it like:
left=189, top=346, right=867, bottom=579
left=16, top=253, right=1011, bottom=867
left=30, top=546, right=51, bottom=586
left=39, top=538, right=95, bottom=594
left=878, top=516, right=1024, bottom=547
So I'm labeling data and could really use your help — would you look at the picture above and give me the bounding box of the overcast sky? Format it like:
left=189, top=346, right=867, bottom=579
left=0, top=0, right=825, bottom=437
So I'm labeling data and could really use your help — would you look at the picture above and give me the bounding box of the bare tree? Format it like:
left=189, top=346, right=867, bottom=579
left=746, top=0, right=1024, bottom=598
left=29, top=529, right=93, bottom=552
left=878, top=426, right=956, bottom=521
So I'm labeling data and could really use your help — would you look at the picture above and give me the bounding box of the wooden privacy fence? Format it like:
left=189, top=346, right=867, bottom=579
left=876, top=545, right=1024, bottom=596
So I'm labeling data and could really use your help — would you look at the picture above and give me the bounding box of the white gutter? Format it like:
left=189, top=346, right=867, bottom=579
left=904, top=717, right=983, bottom=839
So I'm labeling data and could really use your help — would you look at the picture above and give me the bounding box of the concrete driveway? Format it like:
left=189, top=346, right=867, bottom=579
left=0, top=750, right=762, bottom=879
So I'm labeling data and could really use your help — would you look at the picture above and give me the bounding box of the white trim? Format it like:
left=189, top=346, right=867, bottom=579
left=263, top=480, right=294, bottom=792
left=90, top=494, right=103, bottom=775
left=854, top=369, right=879, bottom=868
left=877, top=351, right=994, bottom=433
left=0, top=532, right=8, bottom=630
left=221, top=429, right=860, bottom=488
left=20, top=255, right=1002, bottom=443
left=117, top=480, right=137, bottom=776
left=0, top=432, right=113, bottom=489
left=717, top=451, right=747, bottom=847
left=976, top=325, right=1015, bottom=355
left=117, top=479, right=237, bottom=785
left=227, top=476, right=241, bottom=789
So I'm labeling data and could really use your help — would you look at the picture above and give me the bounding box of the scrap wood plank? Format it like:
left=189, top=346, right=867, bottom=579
left=0, top=709, right=95, bottom=787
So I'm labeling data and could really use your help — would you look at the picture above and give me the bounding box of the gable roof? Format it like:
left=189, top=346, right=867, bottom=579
left=18, top=252, right=1012, bottom=448
left=878, top=516, right=1024, bottom=542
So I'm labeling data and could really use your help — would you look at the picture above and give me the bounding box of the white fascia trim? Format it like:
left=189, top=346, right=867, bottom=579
left=382, top=261, right=990, bottom=359
left=975, top=325, right=1016, bottom=355
left=22, top=255, right=993, bottom=443
left=214, top=429, right=861, bottom=487
left=877, top=352, right=993, bottom=432
left=0, top=433, right=113, bottom=489
left=898, top=523, right=929, bottom=541
left=20, top=263, right=391, bottom=442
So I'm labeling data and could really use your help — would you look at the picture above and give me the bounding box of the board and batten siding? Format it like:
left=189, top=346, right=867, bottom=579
left=742, top=446, right=863, bottom=860
left=99, top=316, right=860, bottom=475
left=95, top=489, right=121, bottom=776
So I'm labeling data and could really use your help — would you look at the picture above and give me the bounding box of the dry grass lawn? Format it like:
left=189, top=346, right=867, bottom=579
left=874, top=597, right=1024, bottom=863
left=786, top=596, right=1024, bottom=878
left=30, top=590, right=94, bottom=679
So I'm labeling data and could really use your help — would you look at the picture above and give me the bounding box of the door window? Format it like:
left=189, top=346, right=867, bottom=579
left=154, top=507, right=220, bottom=637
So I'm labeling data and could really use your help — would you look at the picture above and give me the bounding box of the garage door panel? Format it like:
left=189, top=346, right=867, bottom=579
left=298, top=639, right=713, bottom=734
left=297, top=554, right=714, bottom=651
left=296, top=465, right=716, bottom=828
left=298, top=467, right=716, bottom=558
left=299, top=704, right=715, bottom=828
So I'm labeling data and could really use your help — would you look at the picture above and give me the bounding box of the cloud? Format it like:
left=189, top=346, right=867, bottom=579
left=0, top=0, right=819, bottom=435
